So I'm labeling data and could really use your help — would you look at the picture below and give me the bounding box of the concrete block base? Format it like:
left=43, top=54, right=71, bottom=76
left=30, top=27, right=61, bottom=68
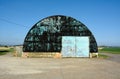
left=90, top=53, right=98, bottom=58
left=22, top=52, right=61, bottom=58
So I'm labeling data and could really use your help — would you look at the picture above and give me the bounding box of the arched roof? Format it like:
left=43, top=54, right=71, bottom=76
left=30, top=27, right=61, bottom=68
left=23, top=15, right=98, bottom=52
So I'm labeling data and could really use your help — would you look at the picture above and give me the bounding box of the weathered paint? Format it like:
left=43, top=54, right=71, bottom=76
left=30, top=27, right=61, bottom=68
left=62, top=36, right=89, bottom=57
left=62, top=37, right=76, bottom=57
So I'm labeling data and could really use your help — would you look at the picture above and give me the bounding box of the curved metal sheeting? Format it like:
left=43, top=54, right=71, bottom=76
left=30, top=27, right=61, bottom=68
left=23, top=15, right=98, bottom=52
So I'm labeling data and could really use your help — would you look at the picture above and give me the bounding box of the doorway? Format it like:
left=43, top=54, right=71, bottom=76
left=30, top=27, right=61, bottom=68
left=62, top=36, right=89, bottom=57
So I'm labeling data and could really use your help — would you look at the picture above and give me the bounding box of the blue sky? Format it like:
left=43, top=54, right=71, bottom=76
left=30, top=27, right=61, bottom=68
left=0, top=0, right=120, bottom=46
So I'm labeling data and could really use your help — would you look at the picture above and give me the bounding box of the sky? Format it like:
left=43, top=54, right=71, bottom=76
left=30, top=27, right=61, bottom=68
left=0, top=0, right=120, bottom=46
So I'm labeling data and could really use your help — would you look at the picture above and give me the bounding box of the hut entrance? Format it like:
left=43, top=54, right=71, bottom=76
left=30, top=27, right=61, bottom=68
left=62, top=36, right=89, bottom=57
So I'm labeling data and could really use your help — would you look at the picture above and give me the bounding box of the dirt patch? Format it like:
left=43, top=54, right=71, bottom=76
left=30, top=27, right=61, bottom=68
left=0, top=53, right=120, bottom=79
left=100, top=53, right=120, bottom=63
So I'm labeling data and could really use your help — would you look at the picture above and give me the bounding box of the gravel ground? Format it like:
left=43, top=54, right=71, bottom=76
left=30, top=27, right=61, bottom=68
left=0, top=53, right=120, bottom=79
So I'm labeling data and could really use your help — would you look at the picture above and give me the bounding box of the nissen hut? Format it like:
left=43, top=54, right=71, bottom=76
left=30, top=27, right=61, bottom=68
left=23, top=15, right=98, bottom=58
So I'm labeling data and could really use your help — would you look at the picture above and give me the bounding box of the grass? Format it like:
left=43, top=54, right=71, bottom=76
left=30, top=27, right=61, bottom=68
left=0, top=49, right=9, bottom=55
left=99, top=47, right=120, bottom=54
left=9, top=48, right=15, bottom=52
left=0, top=47, right=15, bottom=55
left=0, top=50, right=9, bottom=55
left=98, top=54, right=109, bottom=59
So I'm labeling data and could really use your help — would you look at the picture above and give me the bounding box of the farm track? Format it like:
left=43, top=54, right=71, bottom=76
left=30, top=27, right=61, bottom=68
left=0, top=52, right=120, bottom=79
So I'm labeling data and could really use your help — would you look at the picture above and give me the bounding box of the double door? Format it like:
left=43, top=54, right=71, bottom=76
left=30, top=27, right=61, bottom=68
left=62, top=36, right=89, bottom=57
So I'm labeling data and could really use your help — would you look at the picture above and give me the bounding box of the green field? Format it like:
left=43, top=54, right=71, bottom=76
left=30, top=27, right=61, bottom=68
left=0, top=47, right=14, bottom=55
left=99, top=47, right=120, bottom=54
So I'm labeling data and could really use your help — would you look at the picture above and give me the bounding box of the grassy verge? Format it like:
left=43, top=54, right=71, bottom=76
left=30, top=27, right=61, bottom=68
left=0, top=47, right=15, bottom=55
left=99, top=47, right=120, bottom=54
left=98, top=54, right=109, bottom=59
left=9, top=48, right=15, bottom=53
left=0, top=49, right=9, bottom=55
left=0, top=50, right=9, bottom=55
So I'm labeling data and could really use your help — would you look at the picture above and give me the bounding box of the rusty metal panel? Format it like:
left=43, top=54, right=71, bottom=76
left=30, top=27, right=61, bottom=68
left=62, top=36, right=89, bottom=57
